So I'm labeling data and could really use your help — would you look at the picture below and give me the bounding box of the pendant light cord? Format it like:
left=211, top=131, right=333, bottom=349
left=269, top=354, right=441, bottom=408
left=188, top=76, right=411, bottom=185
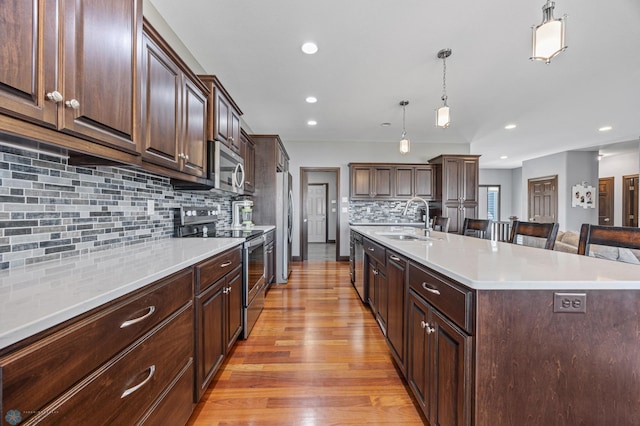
left=442, top=55, right=448, bottom=105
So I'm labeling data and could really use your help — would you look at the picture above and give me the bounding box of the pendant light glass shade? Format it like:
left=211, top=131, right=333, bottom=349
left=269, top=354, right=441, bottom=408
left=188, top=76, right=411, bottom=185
left=398, top=100, right=410, bottom=154
left=531, top=1, right=567, bottom=63
left=436, top=105, right=450, bottom=128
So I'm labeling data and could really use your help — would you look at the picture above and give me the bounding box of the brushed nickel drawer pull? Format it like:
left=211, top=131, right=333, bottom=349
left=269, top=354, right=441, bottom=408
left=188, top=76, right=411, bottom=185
left=121, top=365, right=155, bottom=398
left=220, top=261, right=233, bottom=268
left=422, top=282, right=441, bottom=295
left=367, top=247, right=375, bottom=252
left=390, top=255, right=400, bottom=261
left=120, top=306, right=156, bottom=328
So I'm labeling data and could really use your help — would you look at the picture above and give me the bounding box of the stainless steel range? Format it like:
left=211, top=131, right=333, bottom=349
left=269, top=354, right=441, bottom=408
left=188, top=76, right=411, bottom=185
left=175, top=206, right=266, bottom=339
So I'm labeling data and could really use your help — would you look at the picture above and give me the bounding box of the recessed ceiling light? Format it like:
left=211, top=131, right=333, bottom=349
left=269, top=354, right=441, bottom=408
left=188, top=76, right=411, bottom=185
left=598, top=126, right=613, bottom=132
left=307, top=120, right=317, bottom=126
left=301, top=42, right=318, bottom=55
left=305, top=96, right=317, bottom=104
left=500, top=155, right=508, bottom=160
left=504, top=124, right=517, bottom=130
left=380, top=122, right=392, bottom=127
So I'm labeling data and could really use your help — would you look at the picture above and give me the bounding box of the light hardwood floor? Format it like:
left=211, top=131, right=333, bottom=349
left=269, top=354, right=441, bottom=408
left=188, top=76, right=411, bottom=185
left=187, top=260, right=425, bottom=425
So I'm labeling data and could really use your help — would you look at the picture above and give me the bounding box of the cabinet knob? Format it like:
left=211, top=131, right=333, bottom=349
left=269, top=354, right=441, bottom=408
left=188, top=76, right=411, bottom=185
left=46, top=91, right=63, bottom=103
left=373, top=269, right=379, bottom=275
left=65, top=99, right=80, bottom=109
left=420, top=321, right=435, bottom=334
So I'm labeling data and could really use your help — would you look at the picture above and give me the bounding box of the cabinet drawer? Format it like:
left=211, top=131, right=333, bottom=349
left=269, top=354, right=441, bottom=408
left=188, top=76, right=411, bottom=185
left=0, top=269, right=193, bottom=424
left=196, top=246, right=242, bottom=293
left=30, top=304, right=194, bottom=425
left=409, top=263, right=474, bottom=333
left=364, top=238, right=386, bottom=265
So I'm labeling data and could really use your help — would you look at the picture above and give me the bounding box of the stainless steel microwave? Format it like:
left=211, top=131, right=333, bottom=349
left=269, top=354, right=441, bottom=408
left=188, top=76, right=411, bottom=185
left=210, top=141, right=245, bottom=194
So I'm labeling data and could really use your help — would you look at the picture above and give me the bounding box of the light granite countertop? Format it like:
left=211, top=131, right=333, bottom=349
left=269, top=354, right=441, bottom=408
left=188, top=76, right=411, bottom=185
left=0, top=237, right=250, bottom=351
left=351, top=225, right=640, bottom=291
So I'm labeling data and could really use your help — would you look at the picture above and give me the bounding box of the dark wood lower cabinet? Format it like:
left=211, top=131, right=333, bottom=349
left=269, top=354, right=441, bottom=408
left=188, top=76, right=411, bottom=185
left=407, top=290, right=471, bottom=426
left=386, top=250, right=407, bottom=375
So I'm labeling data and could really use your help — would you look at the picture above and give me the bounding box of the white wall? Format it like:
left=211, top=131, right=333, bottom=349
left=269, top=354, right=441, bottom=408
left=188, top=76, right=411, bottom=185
left=286, top=141, right=470, bottom=257
left=598, top=146, right=640, bottom=226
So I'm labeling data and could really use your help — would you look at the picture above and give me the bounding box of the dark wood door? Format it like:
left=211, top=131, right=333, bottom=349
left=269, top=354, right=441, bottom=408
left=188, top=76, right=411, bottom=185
left=181, top=76, right=207, bottom=177
left=374, top=264, right=388, bottom=334
left=395, top=167, right=414, bottom=198
left=386, top=252, right=407, bottom=372
left=599, top=177, right=614, bottom=226
left=461, top=159, right=478, bottom=203
left=373, top=166, right=393, bottom=198
left=443, top=158, right=462, bottom=203
left=0, top=0, right=58, bottom=126
left=61, top=0, right=141, bottom=153
left=407, top=291, right=431, bottom=417
left=214, top=90, right=230, bottom=146
left=140, top=31, right=181, bottom=170
left=225, top=266, right=243, bottom=353
left=414, top=166, right=435, bottom=199
left=351, top=166, right=373, bottom=198
left=366, top=259, right=377, bottom=310
left=229, top=109, right=241, bottom=153
left=196, top=278, right=225, bottom=401
left=241, top=131, right=255, bottom=193
left=528, top=176, right=558, bottom=223
left=623, top=174, right=639, bottom=227
left=431, top=309, right=471, bottom=426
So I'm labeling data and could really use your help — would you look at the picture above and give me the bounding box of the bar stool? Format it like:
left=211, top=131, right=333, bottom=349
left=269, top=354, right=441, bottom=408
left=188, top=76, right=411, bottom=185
left=432, top=216, right=450, bottom=233
left=577, top=224, right=640, bottom=255
left=508, top=220, right=559, bottom=250
left=461, top=218, right=491, bottom=239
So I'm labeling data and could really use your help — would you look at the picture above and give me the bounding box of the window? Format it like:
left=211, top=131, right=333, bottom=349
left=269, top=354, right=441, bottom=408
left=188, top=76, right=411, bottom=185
left=479, top=185, right=501, bottom=221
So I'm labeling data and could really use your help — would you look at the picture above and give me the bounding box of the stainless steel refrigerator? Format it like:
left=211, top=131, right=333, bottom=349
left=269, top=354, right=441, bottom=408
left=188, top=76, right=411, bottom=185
left=276, top=171, right=293, bottom=283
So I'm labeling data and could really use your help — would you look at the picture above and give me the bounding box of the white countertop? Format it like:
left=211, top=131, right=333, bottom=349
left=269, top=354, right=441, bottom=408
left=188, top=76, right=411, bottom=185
left=351, top=225, right=640, bottom=291
left=0, top=237, right=245, bottom=351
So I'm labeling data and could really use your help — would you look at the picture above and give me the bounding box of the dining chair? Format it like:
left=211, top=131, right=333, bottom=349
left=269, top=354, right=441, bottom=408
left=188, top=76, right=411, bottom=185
left=461, top=218, right=491, bottom=239
left=577, top=224, right=640, bottom=256
left=432, top=216, right=450, bottom=233
left=508, top=220, right=559, bottom=250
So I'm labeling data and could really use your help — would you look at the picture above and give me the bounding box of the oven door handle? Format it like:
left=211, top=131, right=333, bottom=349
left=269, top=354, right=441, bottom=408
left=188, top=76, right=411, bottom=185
left=245, top=235, right=265, bottom=249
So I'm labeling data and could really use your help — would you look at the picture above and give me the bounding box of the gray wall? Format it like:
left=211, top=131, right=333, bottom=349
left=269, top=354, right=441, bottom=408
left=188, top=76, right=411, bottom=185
left=598, top=145, right=640, bottom=226
left=478, top=169, right=516, bottom=221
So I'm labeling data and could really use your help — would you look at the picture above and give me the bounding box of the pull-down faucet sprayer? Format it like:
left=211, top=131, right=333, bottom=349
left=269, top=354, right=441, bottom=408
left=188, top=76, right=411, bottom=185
left=402, top=197, right=430, bottom=230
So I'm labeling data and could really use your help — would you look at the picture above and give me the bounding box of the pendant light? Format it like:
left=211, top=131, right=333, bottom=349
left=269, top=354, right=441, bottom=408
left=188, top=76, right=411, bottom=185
left=435, top=49, right=452, bottom=128
left=530, top=0, right=567, bottom=63
left=399, top=100, right=410, bottom=154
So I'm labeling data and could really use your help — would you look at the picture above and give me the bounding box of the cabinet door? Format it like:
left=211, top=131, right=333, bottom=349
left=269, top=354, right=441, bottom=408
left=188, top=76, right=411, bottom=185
left=351, top=166, right=373, bottom=199
left=242, top=131, right=255, bottom=194
left=181, top=76, right=207, bottom=177
left=196, top=278, right=225, bottom=401
left=225, top=265, right=243, bottom=353
left=374, top=265, right=388, bottom=335
left=431, top=309, right=471, bottom=426
left=386, top=252, right=407, bottom=371
left=461, top=159, right=478, bottom=203
left=140, top=32, right=181, bottom=170
left=443, top=158, right=462, bottom=203
left=407, top=291, right=431, bottom=415
left=229, top=109, right=241, bottom=153
left=415, top=167, right=435, bottom=199
left=214, top=90, right=230, bottom=146
left=395, top=167, right=414, bottom=198
left=366, top=259, right=377, bottom=310
left=373, top=166, right=393, bottom=198
left=61, top=0, right=141, bottom=153
left=0, top=0, right=57, bottom=126
left=443, top=204, right=463, bottom=234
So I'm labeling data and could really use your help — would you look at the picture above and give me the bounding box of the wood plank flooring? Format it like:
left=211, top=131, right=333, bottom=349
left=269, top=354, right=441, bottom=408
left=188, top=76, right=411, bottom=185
left=187, top=260, right=425, bottom=425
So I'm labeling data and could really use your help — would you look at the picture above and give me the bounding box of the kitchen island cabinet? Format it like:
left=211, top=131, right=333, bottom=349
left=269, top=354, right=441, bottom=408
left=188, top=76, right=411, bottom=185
left=351, top=225, right=640, bottom=425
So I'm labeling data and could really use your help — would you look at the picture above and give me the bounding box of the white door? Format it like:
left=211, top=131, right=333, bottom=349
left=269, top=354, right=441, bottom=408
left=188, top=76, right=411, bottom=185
left=308, top=184, right=327, bottom=243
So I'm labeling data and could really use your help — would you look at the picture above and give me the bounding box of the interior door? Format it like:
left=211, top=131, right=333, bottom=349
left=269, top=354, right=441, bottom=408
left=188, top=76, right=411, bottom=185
left=308, top=184, right=327, bottom=243
left=598, top=177, right=614, bottom=226
left=623, top=174, right=639, bottom=227
left=528, top=176, right=558, bottom=223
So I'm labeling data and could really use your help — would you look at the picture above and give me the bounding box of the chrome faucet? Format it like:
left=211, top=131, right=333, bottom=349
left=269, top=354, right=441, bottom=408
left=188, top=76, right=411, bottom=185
left=402, top=197, right=430, bottom=230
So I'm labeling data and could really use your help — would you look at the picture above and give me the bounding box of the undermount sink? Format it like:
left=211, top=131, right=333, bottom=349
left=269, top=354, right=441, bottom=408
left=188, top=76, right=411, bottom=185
left=374, top=231, right=442, bottom=242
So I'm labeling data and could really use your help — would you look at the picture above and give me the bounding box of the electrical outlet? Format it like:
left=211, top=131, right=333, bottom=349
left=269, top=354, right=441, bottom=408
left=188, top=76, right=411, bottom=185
left=553, top=292, right=587, bottom=313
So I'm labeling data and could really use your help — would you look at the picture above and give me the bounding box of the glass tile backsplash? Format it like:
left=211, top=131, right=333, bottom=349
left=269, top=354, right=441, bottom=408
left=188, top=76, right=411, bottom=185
left=0, top=140, right=235, bottom=269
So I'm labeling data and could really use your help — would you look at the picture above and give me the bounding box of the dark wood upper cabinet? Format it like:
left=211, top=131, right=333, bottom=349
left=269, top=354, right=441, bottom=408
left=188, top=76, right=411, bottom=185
left=140, top=20, right=208, bottom=179
left=199, top=75, right=243, bottom=153
left=0, top=0, right=143, bottom=154
left=428, top=155, right=480, bottom=233
left=349, top=163, right=435, bottom=200
left=241, top=129, right=256, bottom=194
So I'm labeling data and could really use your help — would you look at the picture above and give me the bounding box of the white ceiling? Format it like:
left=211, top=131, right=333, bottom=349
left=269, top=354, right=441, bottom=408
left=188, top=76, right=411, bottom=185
left=148, top=0, right=640, bottom=168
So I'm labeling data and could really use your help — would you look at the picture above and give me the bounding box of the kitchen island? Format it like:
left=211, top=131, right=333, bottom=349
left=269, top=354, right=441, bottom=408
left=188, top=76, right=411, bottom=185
left=351, top=225, right=640, bottom=426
